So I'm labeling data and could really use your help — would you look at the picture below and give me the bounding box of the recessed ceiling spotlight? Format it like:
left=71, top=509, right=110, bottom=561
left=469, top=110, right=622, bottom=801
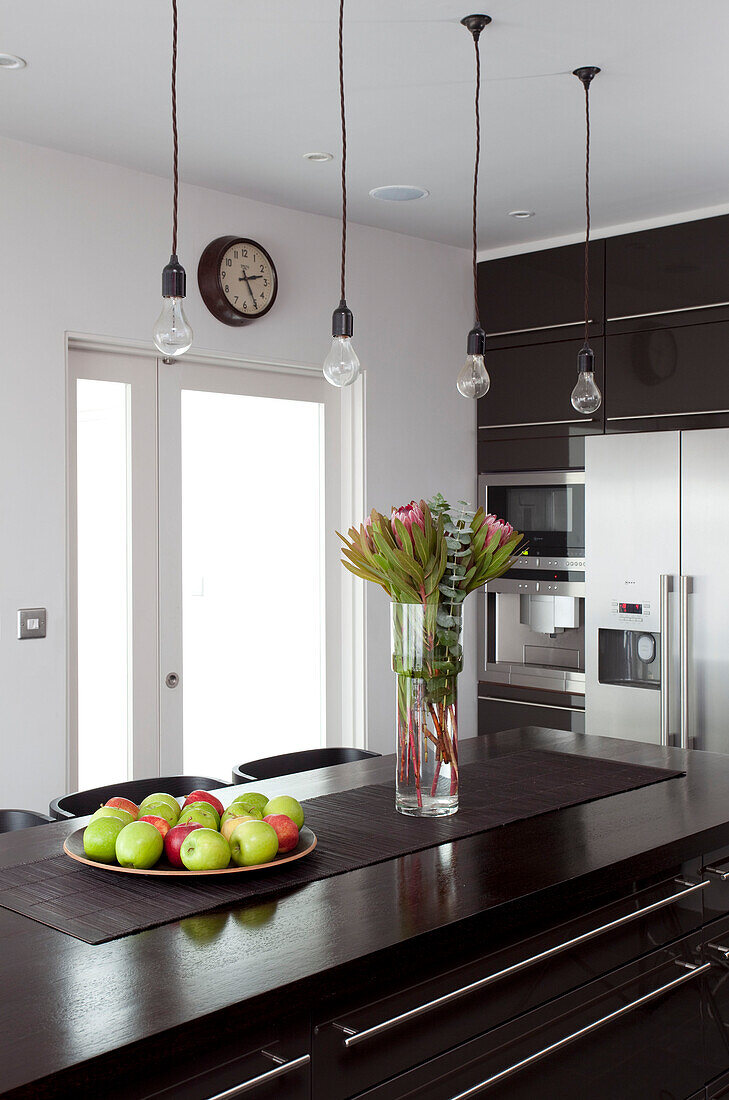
left=369, top=185, right=429, bottom=202
left=303, top=151, right=333, bottom=162
left=508, top=209, right=535, bottom=219
left=0, top=53, right=26, bottom=69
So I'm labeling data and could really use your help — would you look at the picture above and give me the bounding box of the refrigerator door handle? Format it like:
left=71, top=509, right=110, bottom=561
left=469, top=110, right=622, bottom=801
left=659, top=574, right=673, bottom=747
left=679, top=575, right=692, bottom=750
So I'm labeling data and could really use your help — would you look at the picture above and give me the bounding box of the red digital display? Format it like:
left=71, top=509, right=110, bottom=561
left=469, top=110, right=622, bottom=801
left=619, top=602, right=642, bottom=614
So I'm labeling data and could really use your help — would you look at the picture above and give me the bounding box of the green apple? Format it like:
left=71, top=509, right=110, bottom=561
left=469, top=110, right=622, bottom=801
left=221, top=804, right=259, bottom=827
left=229, top=820, right=279, bottom=867
left=139, top=800, right=179, bottom=829
left=138, top=792, right=180, bottom=819
left=232, top=791, right=269, bottom=815
left=90, top=806, right=134, bottom=828
left=262, top=795, right=304, bottom=829
left=180, top=828, right=231, bottom=870
left=83, top=817, right=126, bottom=863
left=115, top=821, right=164, bottom=869
left=183, top=800, right=221, bottom=828
left=178, top=804, right=218, bottom=830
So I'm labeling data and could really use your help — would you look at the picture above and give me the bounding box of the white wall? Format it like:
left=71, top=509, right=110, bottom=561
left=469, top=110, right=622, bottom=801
left=0, top=135, right=474, bottom=811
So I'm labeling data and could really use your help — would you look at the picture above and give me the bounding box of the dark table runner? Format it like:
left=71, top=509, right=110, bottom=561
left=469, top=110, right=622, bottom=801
left=0, top=749, right=683, bottom=945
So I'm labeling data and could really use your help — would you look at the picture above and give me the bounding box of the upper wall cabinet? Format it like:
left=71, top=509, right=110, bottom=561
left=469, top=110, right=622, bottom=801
left=606, top=319, right=729, bottom=433
left=478, top=335, right=605, bottom=433
left=479, top=241, right=604, bottom=348
left=606, top=215, right=729, bottom=332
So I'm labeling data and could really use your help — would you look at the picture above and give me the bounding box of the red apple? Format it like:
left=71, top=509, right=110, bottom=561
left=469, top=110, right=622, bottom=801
left=139, top=814, right=171, bottom=839
left=105, top=796, right=139, bottom=819
left=182, top=790, right=224, bottom=817
left=164, top=822, right=203, bottom=868
left=263, top=814, right=299, bottom=854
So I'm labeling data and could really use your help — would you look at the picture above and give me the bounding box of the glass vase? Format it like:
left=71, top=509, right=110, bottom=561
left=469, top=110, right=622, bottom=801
left=391, top=602, right=463, bottom=817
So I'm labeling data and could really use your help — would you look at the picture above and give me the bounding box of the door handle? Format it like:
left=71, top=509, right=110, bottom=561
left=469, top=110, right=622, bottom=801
left=659, top=574, right=672, bottom=747
left=679, top=575, right=692, bottom=749
left=445, top=961, right=710, bottom=1098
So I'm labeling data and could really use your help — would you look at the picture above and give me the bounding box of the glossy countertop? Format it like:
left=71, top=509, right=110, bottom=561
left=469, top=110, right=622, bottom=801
left=2, top=727, right=729, bottom=1097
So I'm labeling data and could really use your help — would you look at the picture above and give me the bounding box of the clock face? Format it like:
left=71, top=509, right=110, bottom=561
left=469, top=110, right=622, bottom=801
left=198, top=236, right=278, bottom=326
left=219, top=241, right=276, bottom=318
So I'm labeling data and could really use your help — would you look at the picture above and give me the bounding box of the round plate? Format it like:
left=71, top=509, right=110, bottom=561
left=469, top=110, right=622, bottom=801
left=63, top=825, right=316, bottom=876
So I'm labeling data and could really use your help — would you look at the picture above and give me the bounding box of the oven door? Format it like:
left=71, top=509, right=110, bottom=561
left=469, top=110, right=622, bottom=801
left=480, top=471, right=585, bottom=560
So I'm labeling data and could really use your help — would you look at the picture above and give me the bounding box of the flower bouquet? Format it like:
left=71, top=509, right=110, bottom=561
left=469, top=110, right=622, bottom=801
left=339, top=494, right=523, bottom=816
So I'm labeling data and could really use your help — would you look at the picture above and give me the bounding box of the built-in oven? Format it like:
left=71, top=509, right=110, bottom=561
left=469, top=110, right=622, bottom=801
left=479, top=472, right=586, bottom=733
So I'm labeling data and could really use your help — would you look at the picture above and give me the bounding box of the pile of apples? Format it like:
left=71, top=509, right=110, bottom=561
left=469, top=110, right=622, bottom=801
left=81, top=788, right=305, bottom=871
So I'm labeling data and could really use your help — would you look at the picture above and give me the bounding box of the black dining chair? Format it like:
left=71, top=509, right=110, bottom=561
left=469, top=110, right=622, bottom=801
left=0, top=809, right=53, bottom=833
left=232, top=748, right=381, bottom=783
left=49, top=775, right=226, bottom=820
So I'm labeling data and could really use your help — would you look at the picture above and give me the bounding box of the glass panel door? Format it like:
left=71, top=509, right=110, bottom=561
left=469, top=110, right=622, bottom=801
left=68, top=347, right=159, bottom=791
left=158, top=360, right=341, bottom=780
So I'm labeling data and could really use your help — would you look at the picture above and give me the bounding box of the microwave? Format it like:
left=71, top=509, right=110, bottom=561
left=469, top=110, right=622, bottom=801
left=478, top=470, right=585, bottom=566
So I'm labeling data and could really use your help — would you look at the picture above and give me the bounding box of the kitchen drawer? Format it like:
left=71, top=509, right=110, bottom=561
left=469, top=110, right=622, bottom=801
left=354, top=931, right=707, bottom=1100
left=314, top=873, right=706, bottom=1100
left=700, top=847, right=729, bottom=923
left=130, top=1016, right=310, bottom=1100
left=478, top=695, right=584, bottom=736
left=702, top=911, right=729, bottom=1085
left=709, top=1070, right=729, bottom=1097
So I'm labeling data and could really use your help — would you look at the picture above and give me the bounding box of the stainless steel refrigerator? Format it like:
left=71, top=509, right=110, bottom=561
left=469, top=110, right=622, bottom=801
left=585, top=428, right=729, bottom=751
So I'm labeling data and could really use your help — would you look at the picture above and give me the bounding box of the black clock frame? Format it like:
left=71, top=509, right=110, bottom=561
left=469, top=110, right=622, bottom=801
left=197, top=235, right=278, bottom=326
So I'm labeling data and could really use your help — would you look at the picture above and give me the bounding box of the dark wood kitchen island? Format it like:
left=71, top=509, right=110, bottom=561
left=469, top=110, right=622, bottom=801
left=3, top=728, right=729, bottom=1100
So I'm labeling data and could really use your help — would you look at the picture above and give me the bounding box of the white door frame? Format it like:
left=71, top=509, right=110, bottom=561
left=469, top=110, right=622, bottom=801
left=66, top=333, right=367, bottom=788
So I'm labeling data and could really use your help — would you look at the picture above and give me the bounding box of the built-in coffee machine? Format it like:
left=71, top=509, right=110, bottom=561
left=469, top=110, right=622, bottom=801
left=478, top=472, right=586, bottom=732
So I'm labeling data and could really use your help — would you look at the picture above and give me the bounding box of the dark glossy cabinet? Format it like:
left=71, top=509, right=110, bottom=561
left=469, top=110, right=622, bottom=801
left=314, top=873, right=705, bottom=1100
left=479, top=240, right=604, bottom=347
left=476, top=214, right=729, bottom=469
left=606, top=320, right=729, bottom=432
left=606, top=215, right=729, bottom=331
left=355, top=934, right=706, bottom=1099
left=477, top=336, right=605, bottom=434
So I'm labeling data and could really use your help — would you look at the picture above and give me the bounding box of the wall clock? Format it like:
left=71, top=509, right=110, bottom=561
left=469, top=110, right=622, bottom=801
left=198, top=236, right=278, bottom=326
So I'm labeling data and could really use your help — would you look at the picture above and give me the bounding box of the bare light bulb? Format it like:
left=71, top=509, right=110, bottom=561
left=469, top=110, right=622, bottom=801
left=457, top=324, right=490, bottom=399
left=154, top=296, right=193, bottom=358
left=154, top=254, right=193, bottom=358
left=324, top=299, right=360, bottom=387
left=324, top=335, right=360, bottom=387
left=457, top=353, right=490, bottom=399
left=571, top=343, right=602, bottom=414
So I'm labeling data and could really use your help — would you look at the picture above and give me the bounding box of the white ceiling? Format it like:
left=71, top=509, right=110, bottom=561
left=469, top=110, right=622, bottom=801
left=0, top=0, right=728, bottom=249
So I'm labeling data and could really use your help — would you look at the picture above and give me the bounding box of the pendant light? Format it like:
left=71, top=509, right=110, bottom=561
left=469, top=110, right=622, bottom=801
left=570, top=66, right=602, bottom=414
left=153, top=0, right=193, bottom=359
left=456, top=14, right=491, bottom=400
left=323, top=0, right=361, bottom=388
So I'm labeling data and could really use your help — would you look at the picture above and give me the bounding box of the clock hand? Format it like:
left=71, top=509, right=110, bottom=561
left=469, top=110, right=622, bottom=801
left=238, top=274, right=264, bottom=280
left=239, top=269, right=258, bottom=308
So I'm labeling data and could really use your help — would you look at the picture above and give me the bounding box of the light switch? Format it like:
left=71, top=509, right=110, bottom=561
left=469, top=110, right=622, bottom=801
left=18, top=608, right=46, bottom=639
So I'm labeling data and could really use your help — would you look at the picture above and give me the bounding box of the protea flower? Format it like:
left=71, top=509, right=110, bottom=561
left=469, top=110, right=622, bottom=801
left=478, top=512, right=514, bottom=548
left=391, top=501, right=426, bottom=550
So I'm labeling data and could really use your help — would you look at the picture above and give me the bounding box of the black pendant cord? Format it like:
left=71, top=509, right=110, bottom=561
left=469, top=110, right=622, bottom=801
left=471, top=30, right=481, bottom=327
left=171, top=0, right=179, bottom=259
left=338, top=0, right=347, bottom=303
left=582, top=75, right=590, bottom=347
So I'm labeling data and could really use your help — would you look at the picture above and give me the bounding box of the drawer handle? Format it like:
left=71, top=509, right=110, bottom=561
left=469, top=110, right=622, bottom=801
left=205, top=1052, right=310, bottom=1099
left=336, top=879, right=709, bottom=1048
left=446, top=961, right=711, bottom=1099
left=704, top=864, right=729, bottom=881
